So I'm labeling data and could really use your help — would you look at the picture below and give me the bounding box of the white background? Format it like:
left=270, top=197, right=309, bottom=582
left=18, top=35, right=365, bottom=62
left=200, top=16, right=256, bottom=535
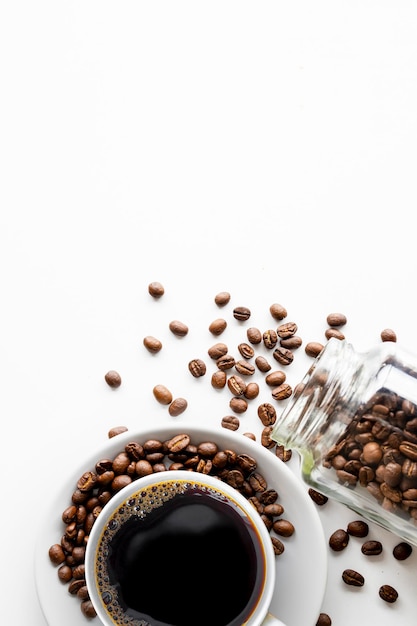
left=2, top=2, right=417, bottom=625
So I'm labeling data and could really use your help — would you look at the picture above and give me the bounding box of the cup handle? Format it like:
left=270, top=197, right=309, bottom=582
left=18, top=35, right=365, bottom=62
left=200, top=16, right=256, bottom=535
left=262, top=612, right=287, bottom=626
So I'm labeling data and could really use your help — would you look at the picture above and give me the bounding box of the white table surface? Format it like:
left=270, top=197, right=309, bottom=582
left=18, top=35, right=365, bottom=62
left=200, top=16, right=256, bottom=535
left=2, top=2, right=417, bottom=625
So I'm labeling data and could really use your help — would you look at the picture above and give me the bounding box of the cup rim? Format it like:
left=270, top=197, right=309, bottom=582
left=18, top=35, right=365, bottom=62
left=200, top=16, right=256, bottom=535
left=85, top=469, right=276, bottom=626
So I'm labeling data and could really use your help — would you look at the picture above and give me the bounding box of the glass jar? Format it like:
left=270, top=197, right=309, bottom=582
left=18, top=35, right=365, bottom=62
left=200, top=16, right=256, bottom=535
left=270, top=337, right=417, bottom=546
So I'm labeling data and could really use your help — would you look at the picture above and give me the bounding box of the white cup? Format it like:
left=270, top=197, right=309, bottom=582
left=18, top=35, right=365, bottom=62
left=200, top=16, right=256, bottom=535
left=85, top=470, right=287, bottom=626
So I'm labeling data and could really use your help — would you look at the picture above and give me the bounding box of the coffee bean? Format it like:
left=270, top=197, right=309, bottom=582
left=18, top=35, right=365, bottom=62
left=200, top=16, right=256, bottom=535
left=143, top=335, right=163, bottom=353
left=280, top=335, right=303, bottom=349
left=308, top=488, right=328, bottom=506
left=169, top=320, right=189, bottom=337
left=258, top=402, right=277, bottom=426
left=277, top=322, right=297, bottom=339
left=247, top=327, right=263, bottom=344
left=233, top=306, right=251, bottom=321
left=221, top=415, right=240, bottom=431
left=325, top=327, right=345, bottom=341
left=216, top=354, right=236, bottom=370
left=243, top=432, right=256, bottom=440
left=272, top=519, right=295, bottom=537
left=379, top=584, right=398, bottom=603
left=211, top=370, right=227, bottom=389
left=235, top=360, right=255, bottom=376
left=361, top=540, right=383, bottom=555
left=255, top=356, right=272, bottom=372
left=208, top=318, right=227, bottom=335
left=342, top=569, right=364, bottom=587
left=329, top=529, right=349, bottom=551
left=152, top=384, right=173, bottom=405
left=104, top=370, right=122, bottom=388
left=214, top=291, right=231, bottom=306
left=271, top=536, right=285, bottom=555
left=148, top=281, right=164, bottom=298
left=269, top=303, right=287, bottom=321
left=275, top=444, right=292, bottom=461
left=168, top=397, right=188, bottom=416
left=244, top=382, right=260, bottom=399
left=229, top=397, right=248, bottom=413
left=380, top=328, right=397, bottom=342
left=393, top=541, right=413, bottom=560
left=227, top=375, right=247, bottom=396
left=188, top=358, right=206, bottom=377
left=316, top=613, right=332, bottom=626
left=81, top=600, right=97, bottom=618
left=49, top=544, right=66, bottom=565
left=261, top=426, right=275, bottom=449
left=237, top=342, right=255, bottom=359
left=347, top=520, right=369, bottom=537
left=273, top=347, right=294, bottom=366
left=263, top=329, right=278, bottom=349
left=305, top=342, right=324, bottom=357
left=265, top=370, right=286, bottom=387
left=326, top=312, right=347, bottom=327
left=271, top=383, right=292, bottom=401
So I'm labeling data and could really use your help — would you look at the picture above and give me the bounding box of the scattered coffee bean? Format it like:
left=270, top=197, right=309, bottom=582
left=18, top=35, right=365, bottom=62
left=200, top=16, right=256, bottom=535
left=214, top=291, right=231, bottom=306
left=393, top=541, right=412, bottom=560
left=188, top=358, right=206, bottom=377
left=221, top=415, right=240, bottom=430
left=216, top=354, right=236, bottom=370
left=308, top=488, right=329, bottom=506
left=380, top=328, right=397, bottom=342
left=271, top=383, right=292, bottom=401
left=244, top=382, right=260, bottom=399
left=272, top=519, right=295, bottom=537
left=347, top=520, right=369, bottom=537
left=325, top=327, right=345, bottom=341
left=168, top=398, right=188, bottom=417
left=326, top=312, right=347, bottom=327
left=169, top=320, right=189, bottom=337
left=229, top=397, right=248, bottom=413
left=207, top=342, right=228, bottom=359
left=263, top=329, right=278, bottom=349
left=255, top=355, right=272, bottom=372
left=237, top=342, right=255, bottom=359
left=208, top=318, right=227, bottom=335
left=342, top=569, right=364, bottom=587
left=361, top=540, right=383, bottom=556
left=104, top=370, right=122, bottom=388
left=247, top=327, right=263, bottom=344
left=211, top=370, right=227, bottom=389
left=80, top=600, right=97, bottom=618
left=329, top=528, right=349, bottom=551
left=316, top=613, right=332, bottom=626
left=258, top=403, right=277, bottom=426
left=305, top=342, right=324, bottom=357
left=243, top=432, right=256, bottom=440
left=235, top=359, right=255, bottom=376
left=233, top=306, right=251, bottom=321
left=152, top=384, right=173, bottom=405
left=143, top=335, right=163, bottom=353
left=280, top=335, right=303, bottom=349
left=273, top=346, right=294, bottom=365
left=275, top=444, right=292, bottom=461
left=108, top=426, right=128, bottom=438
left=227, top=374, right=247, bottom=396
left=265, top=370, right=286, bottom=387
left=277, top=322, right=298, bottom=339
left=269, top=303, right=287, bottom=321
left=379, top=584, right=398, bottom=603
left=148, top=281, right=165, bottom=298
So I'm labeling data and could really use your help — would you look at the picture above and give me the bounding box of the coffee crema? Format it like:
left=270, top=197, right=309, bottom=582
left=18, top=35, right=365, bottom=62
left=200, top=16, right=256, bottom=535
left=94, top=479, right=266, bottom=626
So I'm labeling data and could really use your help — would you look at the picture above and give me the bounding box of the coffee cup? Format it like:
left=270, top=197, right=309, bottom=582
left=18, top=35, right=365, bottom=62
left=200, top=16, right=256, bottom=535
left=85, top=470, right=287, bottom=626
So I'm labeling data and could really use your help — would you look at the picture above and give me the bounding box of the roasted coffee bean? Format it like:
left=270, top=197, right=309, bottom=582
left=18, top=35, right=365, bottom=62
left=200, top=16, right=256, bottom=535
left=247, top=327, right=262, bottom=344
left=143, top=439, right=164, bottom=453
left=260, top=489, right=279, bottom=505
left=243, top=432, right=256, bottom=441
left=261, top=426, right=275, bottom=449
left=275, top=444, right=292, bottom=461
left=271, top=536, right=285, bottom=555
left=197, top=441, right=218, bottom=457
left=208, top=342, right=228, bottom=359
left=381, top=328, right=397, bottom=342
left=305, top=342, right=324, bottom=358
left=108, top=425, right=128, bottom=438
left=244, top=382, right=260, bottom=399
left=113, top=452, right=130, bottom=474
left=236, top=453, right=257, bottom=473
left=272, top=519, right=294, bottom=537
left=269, top=303, right=287, bottom=321
left=273, top=347, right=294, bottom=365
left=271, top=383, right=292, bottom=401
left=49, top=544, right=66, bottom=565
left=188, top=358, right=206, bottom=377
left=258, top=402, right=277, bottom=426
left=233, top=306, right=251, bottom=321
left=135, top=460, right=154, bottom=476
left=112, top=475, right=132, bottom=491
left=225, top=469, right=245, bottom=488
left=104, top=370, right=122, bottom=388
left=62, top=505, right=77, bottom=524
left=81, top=600, right=97, bottom=618
left=216, top=354, right=236, bottom=370
left=342, top=569, right=364, bottom=587
left=211, top=370, right=227, bottom=389
left=249, top=472, right=267, bottom=492
left=255, top=356, right=271, bottom=372
left=221, top=415, right=240, bottom=431
left=379, top=584, right=398, bottom=603
left=229, top=397, right=248, bottom=413
left=77, top=472, right=97, bottom=492
left=235, top=360, right=255, bottom=376
left=316, top=614, right=332, bottom=626
left=169, top=320, right=189, bottom=337
left=208, top=318, right=227, bottom=335
left=143, top=336, right=163, bottom=353
left=58, top=564, right=73, bottom=582
left=280, top=335, right=302, bottom=350
left=214, top=291, right=231, bottom=306
left=361, top=540, right=383, bottom=555
left=308, top=488, right=329, bottom=506
left=347, top=520, right=369, bottom=537
left=152, top=384, right=173, bottom=405
left=265, top=370, right=286, bottom=387
left=276, top=322, right=297, bottom=339
left=393, top=541, right=413, bottom=560
left=238, top=342, right=255, bottom=359
left=148, top=281, right=164, bottom=298
left=227, top=375, right=247, bottom=396
left=329, top=528, right=349, bottom=551
left=325, top=327, right=345, bottom=341
left=69, top=579, right=86, bottom=595
left=399, top=441, right=417, bottom=461
left=263, top=330, right=278, bottom=349
left=326, top=312, right=347, bottom=327
left=168, top=397, right=188, bottom=416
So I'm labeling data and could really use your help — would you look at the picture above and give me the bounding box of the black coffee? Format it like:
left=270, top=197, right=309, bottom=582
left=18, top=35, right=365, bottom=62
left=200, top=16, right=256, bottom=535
left=95, top=479, right=266, bottom=626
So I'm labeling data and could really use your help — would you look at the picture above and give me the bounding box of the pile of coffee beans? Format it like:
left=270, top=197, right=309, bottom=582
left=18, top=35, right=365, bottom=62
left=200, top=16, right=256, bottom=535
left=49, top=431, right=294, bottom=618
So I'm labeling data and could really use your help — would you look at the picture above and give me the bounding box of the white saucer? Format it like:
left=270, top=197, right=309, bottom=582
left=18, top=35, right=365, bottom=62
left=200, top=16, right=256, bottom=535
left=35, top=423, right=327, bottom=626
